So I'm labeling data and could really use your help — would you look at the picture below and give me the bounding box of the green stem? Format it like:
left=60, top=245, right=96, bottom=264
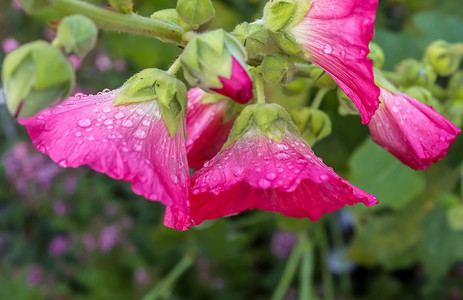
left=167, top=57, right=182, bottom=76
left=311, top=88, right=329, bottom=109
left=52, top=0, right=185, bottom=45
left=317, top=223, right=335, bottom=300
left=299, top=234, right=314, bottom=300
left=142, top=254, right=194, bottom=300
left=255, top=71, right=266, bottom=104
left=271, top=235, right=303, bottom=300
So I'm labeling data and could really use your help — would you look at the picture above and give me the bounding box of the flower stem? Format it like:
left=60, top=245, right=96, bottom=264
left=311, top=88, right=329, bottom=109
left=271, top=235, right=303, bottom=300
left=317, top=223, right=335, bottom=300
left=299, top=234, right=314, bottom=300
left=255, top=71, right=266, bottom=104
left=142, top=253, right=194, bottom=300
left=167, top=57, right=182, bottom=76
left=51, top=0, right=185, bottom=45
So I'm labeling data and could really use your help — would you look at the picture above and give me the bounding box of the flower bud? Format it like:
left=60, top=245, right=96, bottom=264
left=260, top=53, right=295, bottom=85
left=291, top=107, right=332, bottom=146
left=180, top=29, right=253, bottom=104
left=55, top=15, right=98, bottom=59
left=368, top=42, right=385, bottom=69
left=233, top=21, right=269, bottom=59
left=176, top=0, right=215, bottom=27
left=424, top=40, right=463, bottom=77
left=113, top=68, right=187, bottom=137
left=151, top=9, right=193, bottom=31
left=395, top=59, right=437, bottom=88
left=1, top=41, right=75, bottom=118
left=403, top=86, right=440, bottom=110
left=263, top=0, right=310, bottom=32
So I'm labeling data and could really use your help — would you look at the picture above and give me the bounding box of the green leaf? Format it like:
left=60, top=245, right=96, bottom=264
left=349, top=139, right=425, bottom=211
left=176, top=0, right=215, bottom=26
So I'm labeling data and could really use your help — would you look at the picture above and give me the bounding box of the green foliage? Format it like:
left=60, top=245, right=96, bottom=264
left=55, top=14, right=98, bottom=58
left=176, top=0, right=215, bottom=27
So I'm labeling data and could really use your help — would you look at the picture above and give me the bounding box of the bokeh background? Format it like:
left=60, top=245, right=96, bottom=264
left=1, top=0, right=463, bottom=299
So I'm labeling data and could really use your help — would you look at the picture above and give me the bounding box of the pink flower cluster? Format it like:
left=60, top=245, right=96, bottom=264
left=17, top=0, right=460, bottom=230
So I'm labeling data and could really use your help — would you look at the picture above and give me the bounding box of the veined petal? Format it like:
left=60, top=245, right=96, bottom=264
left=290, top=0, right=380, bottom=124
left=191, top=129, right=377, bottom=225
left=186, top=88, right=234, bottom=169
left=368, top=88, right=461, bottom=170
left=19, top=89, right=191, bottom=230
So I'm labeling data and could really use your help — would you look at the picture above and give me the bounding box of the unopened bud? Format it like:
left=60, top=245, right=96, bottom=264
left=368, top=42, right=385, bottom=69
left=176, top=0, right=215, bottom=27
left=396, top=59, right=437, bottom=88
left=55, top=15, right=98, bottom=59
left=180, top=29, right=253, bottom=104
left=291, top=107, right=331, bottom=145
left=151, top=9, right=192, bottom=31
left=263, top=0, right=310, bottom=32
left=424, top=40, right=463, bottom=76
left=233, top=21, right=269, bottom=59
left=1, top=41, right=75, bottom=118
left=260, top=53, right=295, bottom=85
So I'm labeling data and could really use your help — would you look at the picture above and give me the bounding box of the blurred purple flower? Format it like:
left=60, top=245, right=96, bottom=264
left=68, top=55, right=82, bottom=70
left=99, top=225, right=119, bottom=252
left=95, top=52, right=112, bottom=72
left=113, top=59, right=128, bottom=73
left=11, top=0, right=23, bottom=10
left=27, top=266, right=42, bottom=287
left=271, top=231, right=297, bottom=259
left=49, top=236, right=69, bottom=257
left=54, top=200, right=69, bottom=216
left=2, top=37, right=20, bottom=54
left=134, top=268, right=148, bottom=284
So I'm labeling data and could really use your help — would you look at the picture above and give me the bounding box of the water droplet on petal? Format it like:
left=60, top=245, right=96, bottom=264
left=323, top=44, right=333, bottom=54
left=103, top=107, right=111, bottom=113
left=171, top=174, right=179, bottom=184
left=320, top=174, right=329, bottom=181
left=258, top=178, right=271, bottom=189
left=75, top=132, right=82, bottom=137
left=133, top=129, right=147, bottom=139
left=78, top=118, right=91, bottom=128
left=234, top=169, right=244, bottom=177
left=104, top=119, right=113, bottom=126
left=58, top=160, right=68, bottom=167
left=115, top=112, right=124, bottom=119
left=122, top=120, right=133, bottom=127
left=266, top=173, right=277, bottom=180
left=142, top=120, right=150, bottom=126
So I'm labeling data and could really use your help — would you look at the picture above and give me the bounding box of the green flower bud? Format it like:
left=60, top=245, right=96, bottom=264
left=18, top=0, right=55, bottom=14
left=55, top=15, right=98, bottom=59
left=113, top=69, right=187, bottom=137
left=151, top=9, right=193, bottom=31
left=263, top=0, right=310, bottom=32
left=424, top=40, right=463, bottom=77
left=395, top=59, right=437, bottom=88
left=403, top=86, right=440, bottom=110
left=307, top=65, right=336, bottom=89
left=260, top=53, right=295, bottom=85
left=176, top=0, right=215, bottom=27
left=291, top=107, right=331, bottom=146
left=337, top=89, right=359, bottom=116
left=108, top=0, right=133, bottom=14
left=1, top=41, right=75, bottom=118
left=233, top=21, right=269, bottom=59
left=448, top=71, right=463, bottom=100
left=268, top=30, right=302, bottom=55
left=224, top=103, right=298, bottom=148
left=368, top=42, right=385, bottom=69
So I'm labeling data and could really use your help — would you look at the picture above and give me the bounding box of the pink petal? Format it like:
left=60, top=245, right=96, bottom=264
left=186, top=88, right=234, bottom=169
left=368, top=89, right=461, bottom=170
left=19, top=90, right=191, bottom=230
left=210, top=56, right=254, bottom=104
left=290, top=0, right=380, bottom=124
left=191, top=130, right=377, bottom=225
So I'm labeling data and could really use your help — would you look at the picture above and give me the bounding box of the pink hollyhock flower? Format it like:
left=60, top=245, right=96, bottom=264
left=368, top=88, right=461, bottom=170
left=186, top=88, right=235, bottom=169
left=190, top=104, right=377, bottom=225
left=2, top=37, right=20, bottom=54
left=209, top=57, right=254, bottom=104
left=19, top=89, right=191, bottom=230
left=289, top=0, right=380, bottom=124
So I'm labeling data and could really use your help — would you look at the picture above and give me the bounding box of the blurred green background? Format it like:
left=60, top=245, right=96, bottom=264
left=0, top=0, right=462, bottom=299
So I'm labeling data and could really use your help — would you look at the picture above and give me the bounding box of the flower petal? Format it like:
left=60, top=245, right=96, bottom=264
left=191, top=130, right=377, bottom=225
left=290, top=0, right=380, bottom=124
left=186, top=88, right=234, bottom=169
left=368, top=88, right=461, bottom=170
left=19, top=90, right=191, bottom=230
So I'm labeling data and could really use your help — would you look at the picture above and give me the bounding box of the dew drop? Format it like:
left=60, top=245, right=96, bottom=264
left=320, top=174, right=329, bottom=180
left=134, top=144, right=142, bottom=152
left=122, top=120, right=133, bottom=127
left=171, top=174, right=179, bottom=184
left=133, top=129, right=147, bottom=139
left=142, top=120, right=150, bottom=126
left=258, top=178, right=271, bottom=189
left=234, top=169, right=244, bottom=177
left=115, top=112, right=124, bottom=119
left=88, top=136, right=95, bottom=141
left=323, top=44, right=333, bottom=54
left=58, top=160, right=68, bottom=167
left=266, top=173, right=277, bottom=180
left=104, top=119, right=113, bottom=126
left=75, top=132, right=82, bottom=137
left=77, top=118, right=91, bottom=128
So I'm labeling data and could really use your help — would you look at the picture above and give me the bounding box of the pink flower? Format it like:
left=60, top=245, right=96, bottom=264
left=368, top=88, right=461, bottom=170
left=190, top=123, right=377, bottom=226
left=289, top=0, right=380, bottom=124
left=209, top=57, right=254, bottom=104
left=2, top=37, right=20, bottom=54
left=186, top=88, right=235, bottom=169
left=19, top=89, right=191, bottom=230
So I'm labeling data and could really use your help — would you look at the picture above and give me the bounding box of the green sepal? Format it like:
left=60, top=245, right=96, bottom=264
left=18, top=0, right=56, bottom=14
left=307, top=65, right=336, bottom=89
left=1, top=40, right=75, bottom=118
left=395, top=59, right=437, bottom=88
left=223, top=103, right=298, bottom=148
left=424, top=40, right=463, bottom=77
left=151, top=9, right=196, bottom=31
left=337, top=88, right=359, bottom=116
left=269, top=30, right=302, bottom=55
left=232, top=22, right=269, bottom=59
left=403, top=86, right=441, bottom=110
left=108, top=0, right=133, bottom=14
left=260, top=53, right=295, bottom=85
left=263, top=0, right=311, bottom=32
left=113, top=69, right=187, bottom=137
left=176, top=0, right=215, bottom=27
left=291, top=107, right=331, bottom=146
left=374, top=68, right=398, bottom=94
left=368, top=42, right=385, bottom=69
left=55, top=15, right=98, bottom=59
